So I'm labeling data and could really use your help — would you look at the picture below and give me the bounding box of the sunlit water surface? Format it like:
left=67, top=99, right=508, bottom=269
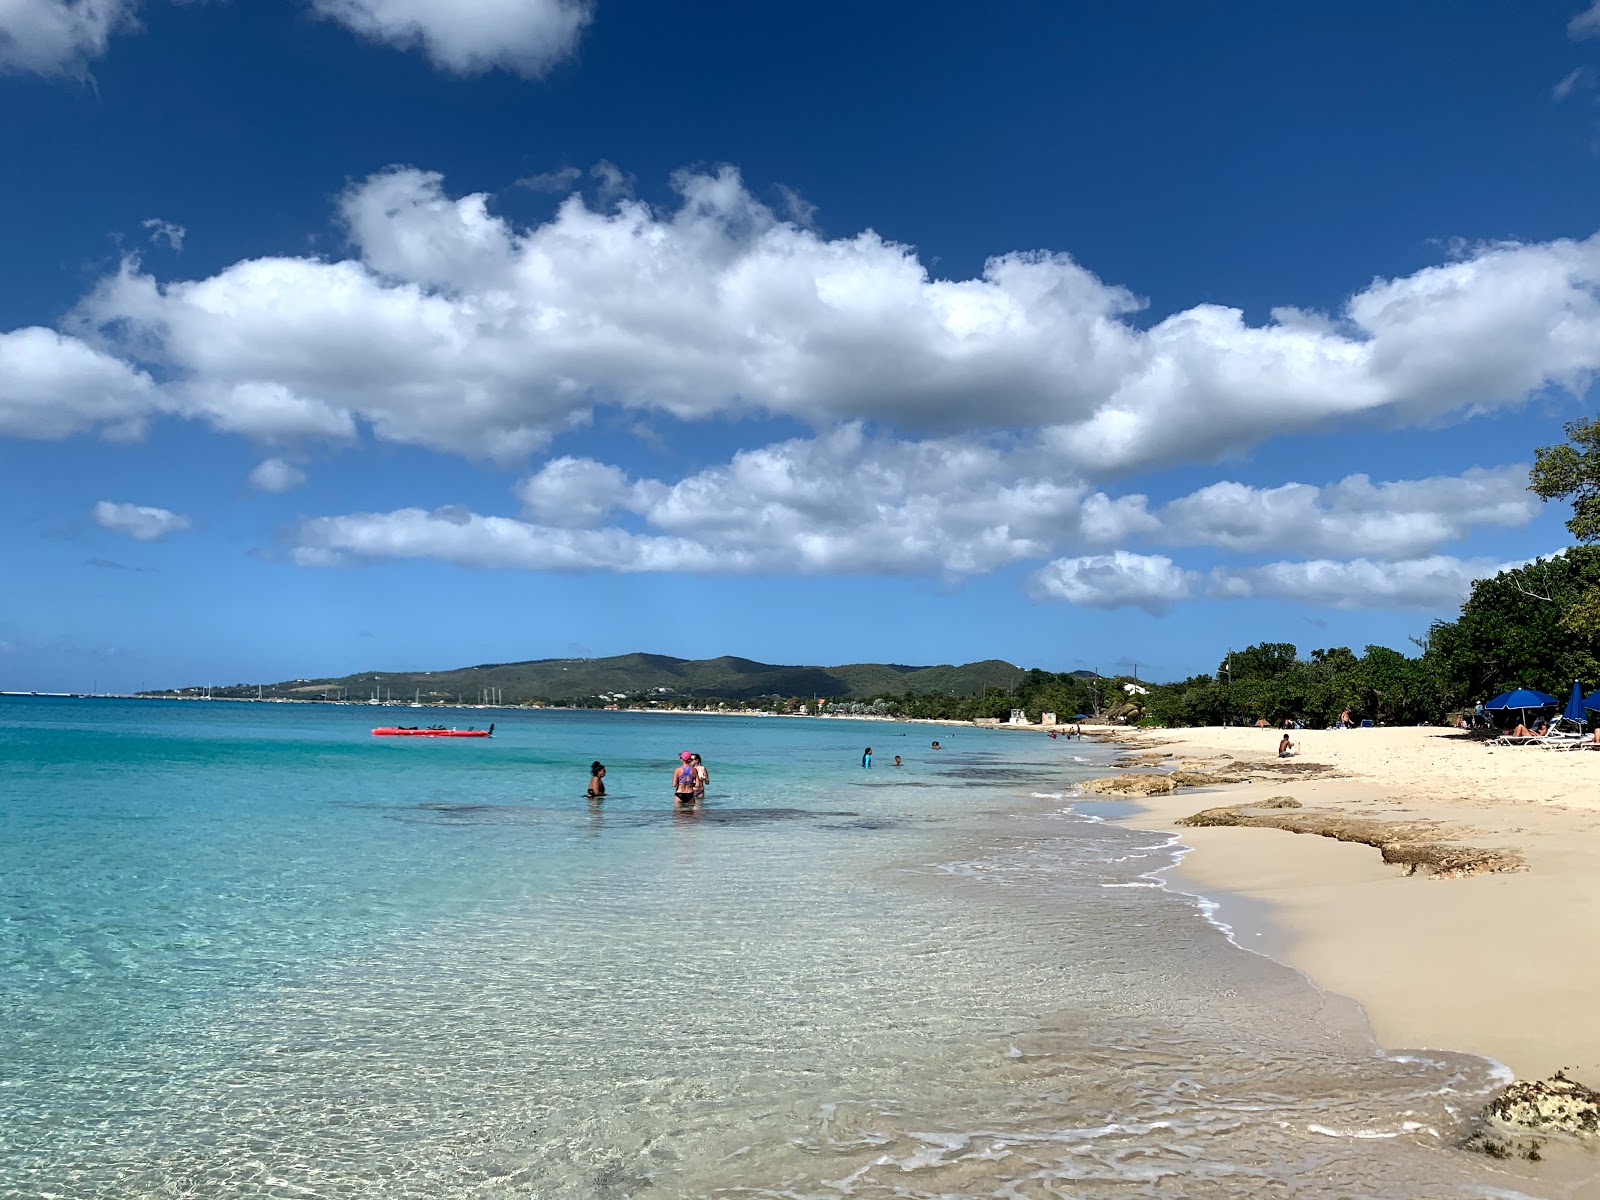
left=0, top=699, right=1554, bottom=1197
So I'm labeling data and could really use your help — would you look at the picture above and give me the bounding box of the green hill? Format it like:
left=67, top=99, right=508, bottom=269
left=172, top=653, right=1025, bottom=705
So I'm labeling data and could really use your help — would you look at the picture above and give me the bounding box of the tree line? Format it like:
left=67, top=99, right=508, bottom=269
left=866, top=416, right=1600, bottom=728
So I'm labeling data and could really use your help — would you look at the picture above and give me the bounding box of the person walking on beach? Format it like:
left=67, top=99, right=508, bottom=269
left=691, top=752, right=708, bottom=800
left=673, top=752, right=698, bottom=806
left=587, top=761, right=606, bottom=798
left=862, top=747, right=872, bottom=769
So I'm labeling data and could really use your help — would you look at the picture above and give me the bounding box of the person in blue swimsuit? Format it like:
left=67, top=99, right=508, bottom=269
left=862, top=747, right=872, bottom=769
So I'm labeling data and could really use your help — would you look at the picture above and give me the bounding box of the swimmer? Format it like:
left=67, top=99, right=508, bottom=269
left=893, top=755, right=902, bottom=767
left=862, top=746, right=872, bottom=769
left=691, top=752, right=708, bottom=799
left=672, top=751, right=698, bottom=805
left=931, top=740, right=941, bottom=750
left=587, top=760, right=606, bottom=798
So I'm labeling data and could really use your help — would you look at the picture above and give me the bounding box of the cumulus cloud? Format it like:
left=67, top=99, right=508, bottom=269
left=1154, top=465, right=1538, bottom=559
left=1025, top=552, right=1196, bottom=613
left=248, top=457, right=307, bottom=492
left=312, top=0, right=592, bottom=75
left=287, top=425, right=1544, bottom=595
left=294, top=507, right=734, bottom=572
left=0, top=0, right=133, bottom=75
left=1206, top=555, right=1519, bottom=610
left=91, top=500, right=190, bottom=541
left=63, top=164, right=1600, bottom=475
left=0, top=326, right=160, bottom=439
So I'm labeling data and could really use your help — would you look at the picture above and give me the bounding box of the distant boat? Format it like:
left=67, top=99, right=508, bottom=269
left=372, top=724, right=493, bottom=738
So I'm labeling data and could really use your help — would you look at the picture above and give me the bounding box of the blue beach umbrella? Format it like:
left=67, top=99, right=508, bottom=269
left=1484, top=689, right=1557, bottom=711
left=1484, top=688, right=1557, bottom=727
left=1587, top=688, right=1600, bottom=712
left=1072, top=713, right=1089, bottom=721
left=1562, top=681, right=1590, bottom=729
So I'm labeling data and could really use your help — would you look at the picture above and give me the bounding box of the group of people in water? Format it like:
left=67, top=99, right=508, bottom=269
left=589, top=737, right=961, bottom=805
left=585, top=751, right=710, bottom=805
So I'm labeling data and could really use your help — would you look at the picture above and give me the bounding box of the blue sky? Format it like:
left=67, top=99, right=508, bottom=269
left=4, top=0, right=1600, bottom=692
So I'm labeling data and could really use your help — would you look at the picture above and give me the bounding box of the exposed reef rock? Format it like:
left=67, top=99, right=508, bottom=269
left=1081, top=769, right=1250, bottom=795
left=1177, top=802, right=1524, bottom=878
left=1484, top=1072, right=1600, bottom=1137
left=1079, top=774, right=1180, bottom=796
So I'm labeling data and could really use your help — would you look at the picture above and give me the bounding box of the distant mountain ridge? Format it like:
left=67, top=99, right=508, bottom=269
left=191, top=653, right=1028, bottom=704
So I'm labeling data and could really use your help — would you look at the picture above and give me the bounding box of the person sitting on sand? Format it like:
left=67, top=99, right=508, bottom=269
left=673, top=752, right=698, bottom=805
left=587, top=761, right=606, bottom=798
left=1278, top=734, right=1295, bottom=758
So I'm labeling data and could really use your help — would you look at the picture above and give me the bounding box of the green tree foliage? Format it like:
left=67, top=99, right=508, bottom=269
left=1425, top=549, right=1600, bottom=706
left=1531, top=417, right=1600, bottom=544
left=1530, top=417, right=1600, bottom=639
left=1144, top=641, right=1446, bottom=728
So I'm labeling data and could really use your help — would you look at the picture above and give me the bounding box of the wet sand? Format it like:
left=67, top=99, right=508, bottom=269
left=1104, top=726, right=1600, bottom=1084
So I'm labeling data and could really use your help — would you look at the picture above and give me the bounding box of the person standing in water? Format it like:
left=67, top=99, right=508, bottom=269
left=892, top=755, right=902, bottom=767
left=587, top=761, right=606, bottom=798
left=691, top=752, right=709, bottom=800
left=672, top=752, right=698, bottom=805
left=862, top=747, right=872, bottom=769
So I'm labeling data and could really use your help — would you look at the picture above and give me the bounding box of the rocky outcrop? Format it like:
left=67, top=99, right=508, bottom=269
left=1484, top=1072, right=1600, bottom=1136
left=1079, top=774, right=1179, bottom=796
left=1177, top=803, right=1524, bottom=878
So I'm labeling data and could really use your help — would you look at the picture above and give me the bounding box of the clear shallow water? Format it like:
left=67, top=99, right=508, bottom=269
left=0, top=698, right=1555, bottom=1198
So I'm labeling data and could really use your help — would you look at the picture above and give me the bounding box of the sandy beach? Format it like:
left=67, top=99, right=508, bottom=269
left=1100, top=725, right=1600, bottom=1084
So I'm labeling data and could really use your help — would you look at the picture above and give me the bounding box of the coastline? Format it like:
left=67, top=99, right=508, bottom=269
left=1097, top=726, right=1600, bottom=1085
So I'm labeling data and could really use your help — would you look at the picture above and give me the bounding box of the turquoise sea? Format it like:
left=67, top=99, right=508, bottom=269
left=0, top=698, right=1551, bottom=1197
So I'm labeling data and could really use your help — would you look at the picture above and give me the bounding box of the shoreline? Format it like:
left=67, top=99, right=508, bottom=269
left=1094, top=726, right=1600, bottom=1086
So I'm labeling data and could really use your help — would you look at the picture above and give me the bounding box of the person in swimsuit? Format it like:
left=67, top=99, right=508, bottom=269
left=691, top=752, right=708, bottom=799
left=862, top=747, right=872, bottom=769
left=930, top=740, right=941, bottom=750
left=587, top=761, right=606, bottom=798
left=892, top=754, right=902, bottom=767
left=672, top=752, right=698, bottom=805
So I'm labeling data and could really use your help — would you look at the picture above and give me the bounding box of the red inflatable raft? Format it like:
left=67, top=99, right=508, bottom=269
left=372, top=723, right=493, bottom=738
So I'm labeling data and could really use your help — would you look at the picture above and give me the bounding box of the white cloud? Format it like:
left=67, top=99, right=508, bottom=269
left=514, top=455, right=634, bottom=527
left=141, top=217, right=185, bottom=251
left=1025, top=552, right=1195, bottom=613
left=0, top=326, right=160, bottom=439
left=248, top=457, right=307, bottom=492
left=0, top=0, right=133, bottom=75
left=1571, top=1, right=1600, bottom=39
left=286, top=425, right=1543, bottom=593
left=66, top=165, right=1600, bottom=475
left=1206, top=555, right=1519, bottom=610
left=91, top=500, right=190, bottom=541
left=1154, top=465, right=1538, bottom=560
left=294, top=506, right=738, bottom=572
left=312, top=0, right=591, bottom=75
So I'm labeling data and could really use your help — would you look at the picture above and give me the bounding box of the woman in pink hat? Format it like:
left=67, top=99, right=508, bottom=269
left=672, top=752, right=699, bottom=806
